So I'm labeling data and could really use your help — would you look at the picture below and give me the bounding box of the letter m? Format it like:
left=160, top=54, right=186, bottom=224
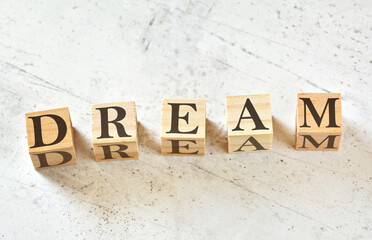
left=300, top=135, right=340, bottom=149
left=299, top=97, right=340, bottom=128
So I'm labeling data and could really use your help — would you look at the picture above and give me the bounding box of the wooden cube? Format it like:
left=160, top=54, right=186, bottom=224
left=25, top=107, right=77, bottom=170
left=226, top=94, right=273, bottom=153
left=161, top=99, right=206, bottom=155
left=92, top=101, right=139, bottom=161
left=296, top=93, right=342, bottom=150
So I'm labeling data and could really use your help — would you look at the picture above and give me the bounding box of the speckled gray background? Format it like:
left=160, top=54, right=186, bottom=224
left=0, top=0, right=371, bottom=239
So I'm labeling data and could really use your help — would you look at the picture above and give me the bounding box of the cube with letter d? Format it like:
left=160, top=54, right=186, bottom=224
left=25, top=107, right=77, bottom=170
left=226, top=94, right=273, bottom=153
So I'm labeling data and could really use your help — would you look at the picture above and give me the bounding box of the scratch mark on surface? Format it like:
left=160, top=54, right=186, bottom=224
left=145, top=219, right=173, bottom=231
left=80, top=182, right=94, bottom=191
left=1, top=175, right=115, bottom=211
left=149, top=15, right=156, bottom=26
left=145, top=41, right=151, bottom=51
left=206, top=30, right=331, bottom=93
left=208, top=56, right=268, bottom=83
left=240, top=47, right=331, bottom=93
left=205, top=2, right=216, bottom=17
left=303, top=79, right=331, bottom=93
left=142, top=14, right=156, bottom=51
left=189, top=162, right=348, bottom=237
left=175, top=8, right=307, bottom=54
left=272, top=151, right=370, bottom=183
left=0, top=42, right=42, bottom=58
left=0, top=60, right=92, bottom=103
left=208, top=31, right=236, bottom=46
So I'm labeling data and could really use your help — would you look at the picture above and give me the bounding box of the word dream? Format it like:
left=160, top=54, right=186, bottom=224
left=25, top=93, right=342, bottom=170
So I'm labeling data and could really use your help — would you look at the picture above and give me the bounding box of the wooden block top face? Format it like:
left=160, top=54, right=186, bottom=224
left=297, top=93, right=342, bottom=134
left=161, top=99, right=206, bottom=139
left=226, top=94, right=273, bottom=137
left=92, top=101, right=137, bottom=145
left=25, top=107, right=73, bottom=154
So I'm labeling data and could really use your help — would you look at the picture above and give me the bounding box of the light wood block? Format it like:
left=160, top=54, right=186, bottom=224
left=161, top=99, right=206, bottom=155
left=295, top=93, right=342, bottom=150
left=92, top=101, right=139, bottom=161
left=25, top=107, right=77, bottom=170
left=226, top=94, right=273, bottom=153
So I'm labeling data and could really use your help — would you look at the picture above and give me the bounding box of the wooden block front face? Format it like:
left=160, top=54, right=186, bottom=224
left=25, top=107, right=77, bottom=170
left=161, top=99, right=206, bottom=155
left=296, top=93, right=342, bottom=150
left=92, top=101, right=139, bottom=161
left=226, top=94, right=273, bottom=153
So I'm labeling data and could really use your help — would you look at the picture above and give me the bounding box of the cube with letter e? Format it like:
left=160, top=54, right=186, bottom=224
left=296, top=93, right=342, bottom=150
left=25, top=107, right=77, bottom=170
left=92, top=101, right=139, bottom=161
left=161, top=99, right=206, bottom=155
left=226, top=94, right=273, bottom=153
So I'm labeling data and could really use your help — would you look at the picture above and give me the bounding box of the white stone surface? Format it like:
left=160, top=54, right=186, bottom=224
left=0, top=0, right=371, bottom=239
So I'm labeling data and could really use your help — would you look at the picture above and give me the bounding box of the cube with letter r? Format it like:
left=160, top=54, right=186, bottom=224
left=92, top=101, right=139, bottom=161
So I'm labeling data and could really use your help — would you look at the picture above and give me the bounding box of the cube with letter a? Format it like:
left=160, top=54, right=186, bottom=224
left=226, top=94, right=273, bottom=153
left=25, top=107, right=77, bottom=170
left=161, top=99, right=206, bottom=155
left=296, top=93, right=342, bottom=150
left=92, top=101, right=139, bottom=161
